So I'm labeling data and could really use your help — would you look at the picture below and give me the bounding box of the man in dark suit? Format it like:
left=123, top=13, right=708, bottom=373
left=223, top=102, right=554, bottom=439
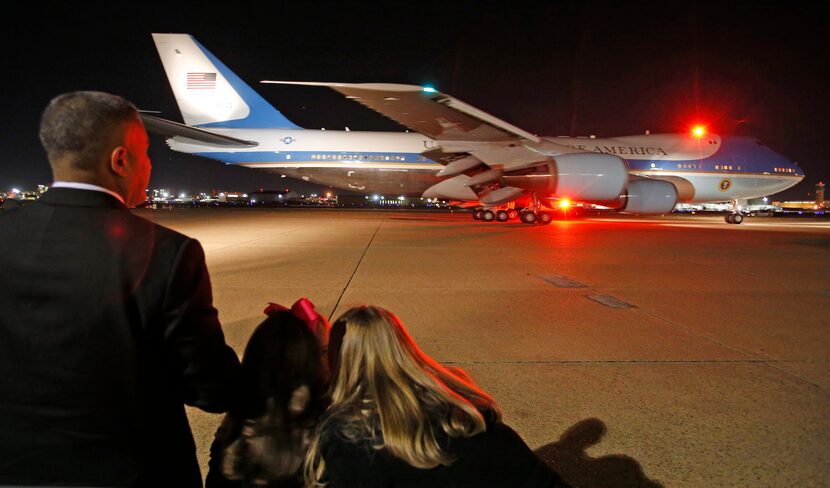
left=0, top=91, right=241, bottom=487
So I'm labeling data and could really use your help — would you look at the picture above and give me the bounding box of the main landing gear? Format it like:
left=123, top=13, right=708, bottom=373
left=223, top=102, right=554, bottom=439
left=473, top=208, right=519, bottom=222
left=473, top=202, right=518, bottom=223
left=471, top=194, right=553, bottom=225
left=518, top=210, right=553, bottom=225
left=518, top=192, right=553, bottom=225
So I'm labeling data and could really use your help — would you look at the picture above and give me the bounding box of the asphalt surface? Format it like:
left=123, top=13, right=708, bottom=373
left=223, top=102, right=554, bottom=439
left=137, top=208, right=830, bottom=487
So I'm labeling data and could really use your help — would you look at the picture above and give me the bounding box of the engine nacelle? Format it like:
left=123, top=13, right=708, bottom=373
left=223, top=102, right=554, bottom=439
left=616, top=179, right=678, bottom=214
left=500, top=152, right=628, bottom=201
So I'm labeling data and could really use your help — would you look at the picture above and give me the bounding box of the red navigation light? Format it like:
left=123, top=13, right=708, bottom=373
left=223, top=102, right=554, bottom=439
left=692, top=125, right=706, bottom=138
left=558, top=199, right=572, bottom=209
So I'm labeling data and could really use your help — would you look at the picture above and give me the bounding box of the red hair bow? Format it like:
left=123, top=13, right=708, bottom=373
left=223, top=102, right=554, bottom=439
left=263, top=298, right=328, bottom=335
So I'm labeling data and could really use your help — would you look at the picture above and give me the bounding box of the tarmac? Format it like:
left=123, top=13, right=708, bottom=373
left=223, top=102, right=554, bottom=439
left=137, top=208, right=830, bottom=487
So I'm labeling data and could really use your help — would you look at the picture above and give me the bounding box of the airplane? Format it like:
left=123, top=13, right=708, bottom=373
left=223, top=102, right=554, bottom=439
left=145, top=33, right=804, bottom=225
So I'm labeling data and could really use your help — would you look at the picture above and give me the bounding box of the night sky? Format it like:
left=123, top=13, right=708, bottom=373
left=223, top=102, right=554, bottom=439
left=3, top=1, right=827, bottom=200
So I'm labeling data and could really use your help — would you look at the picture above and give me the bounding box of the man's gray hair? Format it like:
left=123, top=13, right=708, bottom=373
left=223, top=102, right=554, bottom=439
left=39, top=91, right=139, bottom=170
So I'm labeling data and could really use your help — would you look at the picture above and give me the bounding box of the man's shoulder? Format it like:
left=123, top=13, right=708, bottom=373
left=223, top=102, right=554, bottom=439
left=127, top=211, right=191, bottom=244
left=0, top=201, right=47, bottom=232
left=0, top=202, right=198, bottom=252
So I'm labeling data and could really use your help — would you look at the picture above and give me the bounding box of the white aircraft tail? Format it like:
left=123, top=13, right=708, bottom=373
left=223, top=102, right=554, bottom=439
left=151, top=33, right=300, bottom=129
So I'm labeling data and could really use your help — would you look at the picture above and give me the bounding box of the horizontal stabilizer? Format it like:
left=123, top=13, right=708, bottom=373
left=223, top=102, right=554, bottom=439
left=140, top=113, right=259, bottom=148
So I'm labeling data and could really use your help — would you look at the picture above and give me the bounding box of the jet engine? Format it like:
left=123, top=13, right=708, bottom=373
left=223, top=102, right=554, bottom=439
left=500, top=152, right=628, bottom=201
left=423, top=152, right=629, bottom=206
left=615, top=179, right=678, bottom=214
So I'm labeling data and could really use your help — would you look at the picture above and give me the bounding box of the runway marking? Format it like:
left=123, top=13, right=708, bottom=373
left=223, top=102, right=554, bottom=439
left=660, top=221, right=830, bottom=231
left=587, top=294, right=635, bottom=309
left=539, top=274, right=587, bottom=288
left=635, top=303, right=822, bottom=388
left=328, top=216, right=386, bottom=321
left=588, top=217, right=830, bottom=231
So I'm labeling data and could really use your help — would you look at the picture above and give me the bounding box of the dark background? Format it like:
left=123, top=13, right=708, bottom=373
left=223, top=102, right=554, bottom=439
left=2, top=1, right=827, bottom=199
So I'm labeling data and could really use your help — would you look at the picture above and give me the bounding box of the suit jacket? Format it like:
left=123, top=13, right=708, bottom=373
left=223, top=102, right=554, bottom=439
left=0, top=188, right=241, bottom=487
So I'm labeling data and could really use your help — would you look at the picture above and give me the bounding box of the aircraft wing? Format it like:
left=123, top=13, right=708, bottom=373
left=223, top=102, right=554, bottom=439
left=261, top=81, right=540, bottom=144
left=140, top=113, right=259, bottom=148
left=259, top=82, right=626, bottom=207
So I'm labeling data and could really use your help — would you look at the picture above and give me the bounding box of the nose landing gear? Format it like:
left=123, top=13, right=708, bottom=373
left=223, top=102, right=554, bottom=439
left=725, top=199, right=747, bottom=224
left=725, top=213, right=744, bottom=224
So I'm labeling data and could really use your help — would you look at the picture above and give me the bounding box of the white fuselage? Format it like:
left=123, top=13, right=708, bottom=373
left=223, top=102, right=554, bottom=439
left=169, top=129, right=803, bottom=202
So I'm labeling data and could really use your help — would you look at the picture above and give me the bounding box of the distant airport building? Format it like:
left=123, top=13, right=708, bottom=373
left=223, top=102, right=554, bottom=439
left=249, top=189, right=301, bottom=205
left=771, top=182, right=828, bottom=211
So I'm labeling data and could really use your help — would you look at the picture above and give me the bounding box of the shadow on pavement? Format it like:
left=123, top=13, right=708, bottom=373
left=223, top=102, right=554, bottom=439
left=534, top=418, right=663, bottom=488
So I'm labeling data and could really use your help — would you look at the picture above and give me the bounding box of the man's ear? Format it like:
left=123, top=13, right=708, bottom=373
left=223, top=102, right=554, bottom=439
left=110, top=146, right=129, bottom=177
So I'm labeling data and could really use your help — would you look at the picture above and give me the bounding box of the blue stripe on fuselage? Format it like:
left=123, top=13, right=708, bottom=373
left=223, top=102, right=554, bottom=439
left=193, top=137, right=801, bottom=176
left=625, top=136, right=799, bottom=175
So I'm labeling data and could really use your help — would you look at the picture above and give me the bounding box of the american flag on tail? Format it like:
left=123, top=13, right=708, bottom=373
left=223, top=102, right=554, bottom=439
left=186, top=72, right=217, bottom=89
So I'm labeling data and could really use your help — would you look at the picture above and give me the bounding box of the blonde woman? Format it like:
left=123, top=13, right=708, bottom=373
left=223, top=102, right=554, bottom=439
left=305, top=305, right=570, bottom=488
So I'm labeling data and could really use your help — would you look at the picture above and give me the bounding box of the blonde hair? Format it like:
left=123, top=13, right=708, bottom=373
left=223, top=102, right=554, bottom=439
left=305, top=306, right=500, bottom=485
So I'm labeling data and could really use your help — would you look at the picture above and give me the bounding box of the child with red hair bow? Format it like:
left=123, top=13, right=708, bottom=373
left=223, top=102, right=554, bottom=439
left=206, top=298, right=330, bottom=488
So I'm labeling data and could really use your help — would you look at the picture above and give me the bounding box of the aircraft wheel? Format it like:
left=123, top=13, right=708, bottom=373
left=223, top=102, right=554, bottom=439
left=496, top=210, right=510, bottom=222
left=481, top=210, right=496, bottom=222
left=732, top=213, right=744, bottom=224
left=507, top=209, right=519, bottom=220
left=473, top=210, right=482, bottom=220
left=538, top=212, right=553, bottom=225
left=725, top=214, right=734, bottom=224
left=520, top=211, right=537, bottom=224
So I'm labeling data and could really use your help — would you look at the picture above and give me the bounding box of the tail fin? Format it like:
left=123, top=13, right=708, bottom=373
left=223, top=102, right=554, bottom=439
left=151, top=33, right=301, bottom=129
